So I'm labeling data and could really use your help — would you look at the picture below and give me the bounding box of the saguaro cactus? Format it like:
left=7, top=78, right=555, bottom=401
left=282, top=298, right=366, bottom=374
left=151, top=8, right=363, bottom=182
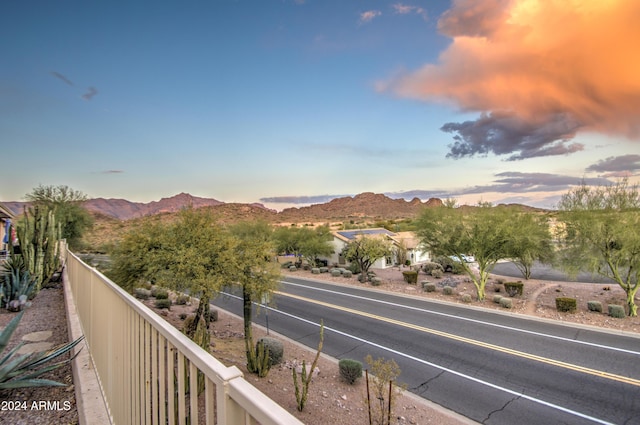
left=16, top=205, right=61, bottom=290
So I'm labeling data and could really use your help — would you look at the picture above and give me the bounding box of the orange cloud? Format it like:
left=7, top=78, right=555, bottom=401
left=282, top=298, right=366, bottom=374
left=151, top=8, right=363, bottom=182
left=380, top=0, right=640, bottom=159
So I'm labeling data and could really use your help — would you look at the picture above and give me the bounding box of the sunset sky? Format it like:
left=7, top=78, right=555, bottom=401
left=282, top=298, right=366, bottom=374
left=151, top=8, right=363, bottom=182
left=2, top=0, right=639, bottom=210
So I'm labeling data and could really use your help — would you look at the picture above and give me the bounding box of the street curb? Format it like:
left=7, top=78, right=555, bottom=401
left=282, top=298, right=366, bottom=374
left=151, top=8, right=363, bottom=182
left=63, top=266, right=112, bottom=425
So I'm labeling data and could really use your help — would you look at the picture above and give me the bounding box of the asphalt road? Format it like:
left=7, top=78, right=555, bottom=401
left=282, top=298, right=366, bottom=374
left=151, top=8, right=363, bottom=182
left=212, top=276, right=640, bottom=425
left=491, top=261, right=615, bottom=283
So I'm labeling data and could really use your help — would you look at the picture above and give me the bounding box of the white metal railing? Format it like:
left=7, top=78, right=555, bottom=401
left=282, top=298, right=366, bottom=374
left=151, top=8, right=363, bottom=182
left=62, top=244, right=303, bottom=425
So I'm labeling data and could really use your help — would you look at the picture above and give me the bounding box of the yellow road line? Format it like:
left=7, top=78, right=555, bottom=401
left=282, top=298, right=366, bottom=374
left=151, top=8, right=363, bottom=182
left=275, top=290, right=640, bottom=387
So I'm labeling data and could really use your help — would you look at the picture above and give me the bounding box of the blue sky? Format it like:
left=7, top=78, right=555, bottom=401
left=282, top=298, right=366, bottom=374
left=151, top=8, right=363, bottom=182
left=2, top=0, right=639, bottom=210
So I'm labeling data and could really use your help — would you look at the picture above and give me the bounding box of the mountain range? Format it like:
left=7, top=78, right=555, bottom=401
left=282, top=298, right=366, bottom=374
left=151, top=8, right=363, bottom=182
left=3, top=192, right=445, bottom=222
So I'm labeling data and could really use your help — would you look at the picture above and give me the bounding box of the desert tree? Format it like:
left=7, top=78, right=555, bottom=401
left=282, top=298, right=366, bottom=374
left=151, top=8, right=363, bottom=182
left=504, top=210, right=555, bottom=279
left=229, top=221, right=281, bottom=375
left=107, top=219, right=165, bottom=292
left=25, top=184, right=93, bottom=250
left=557, top=179, right=640, bottom=316
left=154, top=208, right=236, bottom=349
left=273, top=225, right=333, bottom=267
left=416, top=202, right=512, bottom=301
left=341, top=235, right=392, bottom=282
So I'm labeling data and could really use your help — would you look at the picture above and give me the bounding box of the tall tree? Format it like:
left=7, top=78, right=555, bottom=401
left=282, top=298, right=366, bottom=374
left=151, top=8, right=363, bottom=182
left=273, top=226, right=333, bottom=267
left=229, top=221, right=281, bottom=375
left=557, top=179, right=640, bottom=316
left=416, top=202, right=512, bottom=301
left=341, top=235, right=392, bottom=282
left=107, top=220, right=165, bottom=292
left=25, top=185, right=93, bottom=249
left=505, top=211, right=554, bottom=279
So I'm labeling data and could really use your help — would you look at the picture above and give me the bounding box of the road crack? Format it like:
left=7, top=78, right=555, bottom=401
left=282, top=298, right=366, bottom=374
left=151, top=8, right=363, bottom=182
left=410, top=370, right=445, bottom=395
left=482, top=394, right=521, bottom=424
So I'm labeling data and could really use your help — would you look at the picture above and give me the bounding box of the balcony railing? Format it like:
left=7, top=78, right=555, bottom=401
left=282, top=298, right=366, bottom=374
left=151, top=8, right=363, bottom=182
left=62, top=244, right=303, bottom=425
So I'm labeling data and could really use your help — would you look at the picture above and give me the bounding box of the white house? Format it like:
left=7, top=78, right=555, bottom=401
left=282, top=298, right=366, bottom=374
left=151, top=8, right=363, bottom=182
left=324, top=228, right=430, bottom=269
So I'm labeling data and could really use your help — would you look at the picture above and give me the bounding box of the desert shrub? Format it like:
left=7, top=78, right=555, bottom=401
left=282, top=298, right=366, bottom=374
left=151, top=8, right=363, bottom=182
left=153, top=289, right=169, bottom=300
left=504, top=281, right=524, bottom=297
left=422, top=282, right=436, bottom=292
left=587, top=300, right=603, bottom=313
left=608, top=305, right=626, bottom=318
left=311, top=268, right=320, bottom=274
left=281, top=261, right=293, bottom=269
left=555, top=297, right=577, bottom=313
left=499, top=298, right=513, bottom=309
left=289, top=265, right=297, bottom=272
left=179, top=313, right=188, bottom=320
left=370, top=277, right=382, bottom=286
left=209, top=308, right=218, bottom=322
left=176, top=294, right=190, bottom=305
left=155, top=298, right=171, bottom=309
left=422, top=262, right=443, bottom=275
left=430, top=269, right=443, bottom=279
left=442, top=286, right=453, bottom=295
left=342, top=270, right=352, bottom=278
left=493, top=295, right=503, bottom=304
left=402, top=270, right=418, bottom=284
left=257, top=337, right=284, bottom=366
left=331, top=269, right=342, bottom=277
left=183, top=315, right=195, bottom=334
left=319, top=267, right=329, bottom=273
left=134, top=288, right=151, bottom=300
left=347, top=262, right=362, bottom=274
left=338, top=359, right=363, bottom=385
left=460, top=294, right=472, bottom=303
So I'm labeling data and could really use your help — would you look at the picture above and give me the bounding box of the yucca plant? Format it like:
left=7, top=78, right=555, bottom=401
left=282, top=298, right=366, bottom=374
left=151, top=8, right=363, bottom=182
left=0, top=255, right=38, bottom=310
left=0, top=310, right=84, bottom=389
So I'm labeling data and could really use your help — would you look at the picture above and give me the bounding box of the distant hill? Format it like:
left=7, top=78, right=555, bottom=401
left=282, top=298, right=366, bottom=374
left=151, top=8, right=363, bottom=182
left=83, top=193, right=227, bottom=220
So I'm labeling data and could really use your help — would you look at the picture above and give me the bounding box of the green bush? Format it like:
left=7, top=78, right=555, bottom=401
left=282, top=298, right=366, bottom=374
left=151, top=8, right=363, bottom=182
left=422, top=282, right=436, bottom=292
left=402, top=270, right=418, bottom=284
left=134, top=288, right=151, bottom=300
left=176, top=295, right=190, bottom=305
left=422, top=262, right=443, bottom=275
left=587, top=300, right=603, bottom=313
left=289, top=265, right=297, bottom=272
left=311, top=268, right=320, bottom=274
left=154, top=298, right=172, bottom=309
left=608, top=305, right=626, bottom=318
left=257, top=337, right=284, bottom=366
left=493, top=295, right=503, bottom=304
left=499, top=298, right=513, bottom=309
left=443, top=286, right=453, bottom=295
left=555, top=297, right=577, bottom=313
left=331, top=269, right=342, bottom=277
left=430, top=269, right=443, bottom=279
left=504, top=281, right=524, bottom=297
left=460, top=294, right=472, bottom=303
left=338, top=359, right=363, bottom=384
left=342, top=270, right=352, bottom=278
left=347, top=262, right=362, bottom=274
left=370, top=277, right=382, bottom=286
left=153, top=289, right=169, bottom=300
left=319, top=267, right=329, bottom=273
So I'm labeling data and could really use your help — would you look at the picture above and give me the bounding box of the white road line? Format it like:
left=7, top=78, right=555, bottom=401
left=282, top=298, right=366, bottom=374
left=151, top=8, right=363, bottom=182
left=217, top=290, right=617, bottom=425
left=282, top=279, right=640, bottom=356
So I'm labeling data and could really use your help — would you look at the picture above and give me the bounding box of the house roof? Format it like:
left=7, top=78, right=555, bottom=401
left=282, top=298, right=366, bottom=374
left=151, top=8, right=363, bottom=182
left=333, top=228, right=395, bottom=243
left=0, top=202, right=15, bottom=220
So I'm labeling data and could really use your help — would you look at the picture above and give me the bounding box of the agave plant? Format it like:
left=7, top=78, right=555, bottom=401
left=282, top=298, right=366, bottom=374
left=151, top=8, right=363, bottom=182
left=0, top=310, right=84, bottom=389
left=0, top=255, right=38, bottom=310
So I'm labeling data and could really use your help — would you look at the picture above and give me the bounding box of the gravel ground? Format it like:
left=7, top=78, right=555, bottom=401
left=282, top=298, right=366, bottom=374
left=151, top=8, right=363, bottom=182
left=0, top=283, right=78, bottom=425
